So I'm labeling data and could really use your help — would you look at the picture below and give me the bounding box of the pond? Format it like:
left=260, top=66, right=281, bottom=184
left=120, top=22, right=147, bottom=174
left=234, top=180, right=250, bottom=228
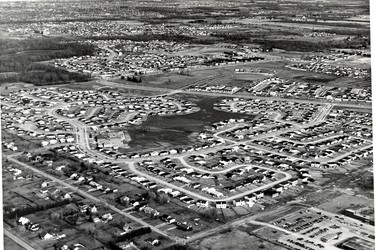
left=126, top=96, right=254, bottom=150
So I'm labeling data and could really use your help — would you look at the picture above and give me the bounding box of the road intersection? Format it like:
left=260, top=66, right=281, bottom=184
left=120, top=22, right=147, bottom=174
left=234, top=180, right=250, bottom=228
left=3, top=84, right=372, bottom=248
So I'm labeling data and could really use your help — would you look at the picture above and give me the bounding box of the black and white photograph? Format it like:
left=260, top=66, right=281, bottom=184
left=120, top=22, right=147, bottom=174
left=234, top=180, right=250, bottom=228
left=0, top=0, right=373, bottom=250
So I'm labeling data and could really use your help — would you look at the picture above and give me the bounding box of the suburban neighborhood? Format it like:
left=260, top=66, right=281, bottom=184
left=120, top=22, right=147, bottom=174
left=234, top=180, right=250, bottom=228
left=1, top=0, right=373, bottom=250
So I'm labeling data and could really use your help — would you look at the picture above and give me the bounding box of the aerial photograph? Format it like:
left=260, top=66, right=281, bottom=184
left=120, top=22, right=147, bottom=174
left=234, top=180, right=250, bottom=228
left=0, top=0, right=373, bottom=249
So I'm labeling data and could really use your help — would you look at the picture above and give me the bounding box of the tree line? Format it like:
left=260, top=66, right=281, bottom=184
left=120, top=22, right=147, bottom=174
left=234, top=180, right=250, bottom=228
left=115, top=226, right=152, bottom=242
left=4, top=199, right=72, bottom=220
left=211, top=32, right=369, bottom=52
left=0, top=38, right=95, bottom=85
left=0, top=38, right=95, bottom=56
left=0, top=64, right=91, bottom=85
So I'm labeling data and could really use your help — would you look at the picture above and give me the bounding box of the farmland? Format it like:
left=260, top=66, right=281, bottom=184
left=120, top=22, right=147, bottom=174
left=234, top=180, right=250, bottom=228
left=1, top=0, right=372, bottom=249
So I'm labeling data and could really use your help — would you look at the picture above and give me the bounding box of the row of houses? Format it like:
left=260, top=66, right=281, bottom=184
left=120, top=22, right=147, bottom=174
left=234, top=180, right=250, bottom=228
left=140, top=155, right=286, bottom=202
left=209, top=118, right=247, bottom=131
left=53, top=92, right=196, bottom=128
left=195, top=177, right=301, bottom=209
left=2, top=141, right=18, bottom=151
left=112, top=138, right=226, bottom=160
left=247, top=77, right=371, bottom=103
left=41, top=134, right=75, bottom=146
left=3, top=93, right=53, bottom=108
left=216, top=98, right=320, bottom=122
left=24, top=88, right=106, bottom=104
left=52, top=21, right=211, bottom=38
left=288, top=62, right=370, bottom=79
left=188, top=84, right=243, bottom=95
left=280, top=122, right=345, bottom=142
left=251, top=135, right=367, bottom=160
left=221, top=122, right=293, bottom=141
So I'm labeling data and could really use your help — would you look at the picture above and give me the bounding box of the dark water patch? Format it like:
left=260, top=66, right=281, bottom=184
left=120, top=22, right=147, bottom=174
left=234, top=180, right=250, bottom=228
left=144, top=97, right=253, bottom=131
left=127, top=97, right=255, bottom=149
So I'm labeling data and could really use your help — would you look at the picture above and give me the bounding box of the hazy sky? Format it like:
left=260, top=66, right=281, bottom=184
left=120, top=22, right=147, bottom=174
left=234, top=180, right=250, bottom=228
left=0, top=0, right=38, bottom=2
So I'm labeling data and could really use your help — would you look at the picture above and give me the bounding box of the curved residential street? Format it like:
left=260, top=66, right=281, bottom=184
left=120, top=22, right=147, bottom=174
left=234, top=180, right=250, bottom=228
left=39, top=100, right=339, bottom=204
left=128, top=161, right=292, bottom=203
left=3, top=83, right=372, bottom=249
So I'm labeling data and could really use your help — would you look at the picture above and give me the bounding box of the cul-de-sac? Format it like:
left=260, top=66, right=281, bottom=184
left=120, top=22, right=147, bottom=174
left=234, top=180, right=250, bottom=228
left=1, top=1, right=373, bottom=250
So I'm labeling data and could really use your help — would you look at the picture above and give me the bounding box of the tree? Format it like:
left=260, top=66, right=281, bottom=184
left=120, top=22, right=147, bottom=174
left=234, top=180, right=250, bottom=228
left=51, top=212, right=61, bottom=220
left=83, top=223, right=96, bottom=236
left=201, top=208, right=217, bottom=221
left=147, top=190, right=157, bottom=201
left=156, top=193, right=169, bottom=204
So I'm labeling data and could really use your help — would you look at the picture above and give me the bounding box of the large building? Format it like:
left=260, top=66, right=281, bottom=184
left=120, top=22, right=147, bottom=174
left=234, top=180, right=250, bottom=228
left=96, top=131, right=130, bottom=149
left=342, top=206, right=374, bottom=226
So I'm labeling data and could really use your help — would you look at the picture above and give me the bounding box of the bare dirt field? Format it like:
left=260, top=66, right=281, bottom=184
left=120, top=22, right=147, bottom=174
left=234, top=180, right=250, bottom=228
left=191, top=229, right=288, bottom=250
left=0, top=82, right=35, bottom=95
left=318, top=194, right=373, bottom=213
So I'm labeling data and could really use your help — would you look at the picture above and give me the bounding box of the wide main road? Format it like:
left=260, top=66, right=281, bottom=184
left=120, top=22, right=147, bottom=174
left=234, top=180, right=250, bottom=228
left=6, top=155, right=174, bottom=241
left=4, top=228, right=38, bottom=250
left=100, top=78, right=371, bottom=109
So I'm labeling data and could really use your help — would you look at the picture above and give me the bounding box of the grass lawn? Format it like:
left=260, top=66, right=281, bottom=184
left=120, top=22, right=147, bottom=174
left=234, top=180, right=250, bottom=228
left=3, top=235, right=26, bottom=250
left=191, top=229, right=289, bottom=250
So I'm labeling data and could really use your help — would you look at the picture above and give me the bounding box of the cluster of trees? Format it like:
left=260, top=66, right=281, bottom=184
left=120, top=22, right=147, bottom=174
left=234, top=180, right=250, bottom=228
left=5, top=199, right=72, bottom=220
left=91, top=34, right=194, bottom=43
left=310, top=29, right=369, bottom=37
left=254, top=38, right=369, bottom=52
left=279, top=19, right=368, bottom=29
left=205, top=56, right=264, bottom=65
left=359, top=174, right=374, bottom=190
left=162, top=244, right=196, bottom=250
left=21, top=65, right=90, bottom=85
left=0, top=73, right=19, bottom=84
left=114, top=227, right=152, bottom=242
left=0, top=38, right=95, bottom=57
left=147, top=189, right=169, bottom=204
left=107, top=242, right=124, bottom=250
left=0, top=38, right=95, bottom=84
left=91, top=33, right=219, bottom=46
left=200, top=208, right=218, bottom=222
left=210, top=31, right=369, bottom=52
left=124, top=75, right=142, bottom=83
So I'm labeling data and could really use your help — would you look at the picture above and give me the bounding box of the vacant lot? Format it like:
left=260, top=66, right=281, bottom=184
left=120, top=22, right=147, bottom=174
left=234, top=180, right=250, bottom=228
left=2, top=130, right=42, bottom=153
left=318, top=194, right=373, bottom=213
left=123, top=95, right=254, bottom=152
left=191, top=229, right=288, bottom=250
left=3, top=235, right=25, bottom=250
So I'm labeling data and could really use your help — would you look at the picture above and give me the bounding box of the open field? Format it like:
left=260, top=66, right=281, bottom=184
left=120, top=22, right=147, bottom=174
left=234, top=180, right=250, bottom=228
left=191, top=229, right=288, bottom=250
left=3, top=235, right=26, bottom=250
left=318, top=194, right=373, bottom=214
left=0, top=0, right=372, bottom=249
left=122, top=94, right=255, bottom=152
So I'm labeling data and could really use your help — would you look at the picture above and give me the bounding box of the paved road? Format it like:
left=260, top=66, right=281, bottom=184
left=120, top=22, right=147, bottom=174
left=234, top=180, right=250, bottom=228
left=101, top=46, right=117, bottom=61
left=4, top=228, right=37, bottom=250
left=98, top=78, right=371, bottom=109
left=246, top=142, right=372, bottom=164
left=309, top=207, right=375, bottom=234
left=128, top=162, right=292, bottom=202
left=182, top=90, right=371, bottom=109
left=42, top=101, right=336, bottom=204
left=275, top=134, right=349, bottom=145
left=6, top=155, right=173, bottom=241
left=9, top=80, right=372, bottom=111
left=246, top=219, right=301, bottom=237
left=184, top=204, right=299, bottom=244
left=6, top=82, right=372, bottom=246
left=177, top=156, right=286, bottom=176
